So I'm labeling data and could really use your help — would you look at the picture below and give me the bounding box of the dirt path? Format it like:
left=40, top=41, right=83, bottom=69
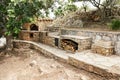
left=0, top=48, right=106, bottom=80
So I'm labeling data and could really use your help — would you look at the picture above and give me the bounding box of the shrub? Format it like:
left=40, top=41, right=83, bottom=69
left=110, top=19, right=120, bottom=30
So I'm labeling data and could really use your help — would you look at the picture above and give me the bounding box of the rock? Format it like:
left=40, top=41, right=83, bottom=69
left=103, top=36, right=111, bottom=41
left=0, top=36, right=6, bottom=50
left=29, top=60, right=37, bottom=67
left=94, top=40, right=112, bottom=47
left=73, top=20, right=83, bottom=27
left=37, top=67, right=43, bottom=73
left=95, top=35, right=102, bottom=41
left=115, top=41, right=120, bottom=56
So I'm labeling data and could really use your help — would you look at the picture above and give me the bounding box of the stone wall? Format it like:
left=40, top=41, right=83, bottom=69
left=46, top=26, right=60, bottom=32
left=91, top=40, right=114, bottom=56
left=61, top=29, right=120, bottom=55
left=22, top=19, right=53, bottom=31
left=19, top=31, right=40, bottom=42
left=37, top=19, right=53, bottom=31
left=44, top=36, right=60, bottom=48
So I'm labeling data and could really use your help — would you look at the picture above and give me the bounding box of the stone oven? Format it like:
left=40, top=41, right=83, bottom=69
left=19, top=23, right=40, bottom=42
left=19, top=18, right=53, bottom=42
left=30, top=24, right=38, bottom=31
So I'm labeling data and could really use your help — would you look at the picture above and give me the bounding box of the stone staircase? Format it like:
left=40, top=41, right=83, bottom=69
left=13, top=40, right=120, bottom=79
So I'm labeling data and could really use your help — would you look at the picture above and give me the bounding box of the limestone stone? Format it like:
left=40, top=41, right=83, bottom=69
left=115, top=41, right=120, bottom=55
left=118, top=35, right=120, bottom=41
left=94, top=40, right=112, bottom=47
left=95, top=35, right=102, bottom=41
left=92, top=40, right=114, bottom=56
left=112, top=35, right=118, bottom=41
left=102, top=36, right=111, bottom=41
left=19, top=31, right=40, bottom=42
left=72, top=20, right=83, bottom=27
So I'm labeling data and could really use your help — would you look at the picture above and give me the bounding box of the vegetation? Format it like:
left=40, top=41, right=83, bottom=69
left=54, top=0, right=78, bottom=17
left=73, top=0, right=120, bottom=21
left=110, top=19, right=120, bottom=30
left=0, top=0, right=10, bottom=36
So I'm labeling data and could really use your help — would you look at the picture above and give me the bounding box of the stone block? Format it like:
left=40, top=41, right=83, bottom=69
left=92, top=40, right=114, bottom=56
left=115, top=41, right=120, bottom=56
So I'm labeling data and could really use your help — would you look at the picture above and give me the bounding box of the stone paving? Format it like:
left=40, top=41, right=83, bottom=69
left=13, top=40, right=120, bottom=79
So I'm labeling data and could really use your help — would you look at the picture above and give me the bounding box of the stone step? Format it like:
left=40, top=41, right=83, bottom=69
left=13, top=40, right=120, bottom=79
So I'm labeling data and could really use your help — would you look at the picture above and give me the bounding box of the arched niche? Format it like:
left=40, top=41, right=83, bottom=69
left=61, top=39, right=78, bottom=52
left=30, top=24, right=38, bottom=31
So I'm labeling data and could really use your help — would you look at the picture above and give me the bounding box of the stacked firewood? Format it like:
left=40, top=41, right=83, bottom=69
left=61, top=40, right=78, bottom=52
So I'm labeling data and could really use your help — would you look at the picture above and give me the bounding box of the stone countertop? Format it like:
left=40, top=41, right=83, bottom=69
left=20, top=30, right=41, bottom=32
left=61, top=35, right=91, bottom=39
left=48, top=32, right=60, bottom=38
left=61, top=28, right=120, bottom=34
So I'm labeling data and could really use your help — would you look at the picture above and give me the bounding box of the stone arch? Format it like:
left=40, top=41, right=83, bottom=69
left=61, top=39, right=78, bottom=52
left=30, top=24, right=38, bottom=31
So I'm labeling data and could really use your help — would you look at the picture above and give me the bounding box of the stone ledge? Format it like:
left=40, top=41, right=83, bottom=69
left=61, top=28, right=120, bottom=34
left=68, top=51, right=120, bottom=79
left=13, top=40, right=68, bottom=63
left=61, top=35, right=91, bottom=40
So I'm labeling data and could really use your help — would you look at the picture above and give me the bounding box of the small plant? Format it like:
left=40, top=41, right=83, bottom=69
left=110, top=19, right=120, bottom=30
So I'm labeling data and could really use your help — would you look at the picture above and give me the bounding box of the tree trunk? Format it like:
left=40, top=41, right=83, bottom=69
left=5, top=35, right=13, bottom=51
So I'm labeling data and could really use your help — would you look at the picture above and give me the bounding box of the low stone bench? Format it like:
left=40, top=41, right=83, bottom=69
left=91, top=40, right=114, bottom=56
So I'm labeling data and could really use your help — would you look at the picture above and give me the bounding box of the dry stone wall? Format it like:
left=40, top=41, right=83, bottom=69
left=19, top=31, right=40, bottom=42
left=91, top=40, right=114, bottom=56
left=61, top=29, right=120, bottom=55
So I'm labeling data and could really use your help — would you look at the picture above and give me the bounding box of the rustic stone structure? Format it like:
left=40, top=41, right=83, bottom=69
left=19, top=18, right=53, bottom=42
left=44, top=35, right=60, bottom=48
left=60, top=35, right=92, bottom=52
left=61, top=29, right=120, bottom=55
left=37, top=18, right=53, bottom=31
left=39, top=31, right=48, bottom=43
left=19, top=31, right=40, bottom=42
left=22, top=23, right=39, bottom=31
left=19, top=20, right=120, bottom=56
left=91, top=40, right=114, bottom=56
